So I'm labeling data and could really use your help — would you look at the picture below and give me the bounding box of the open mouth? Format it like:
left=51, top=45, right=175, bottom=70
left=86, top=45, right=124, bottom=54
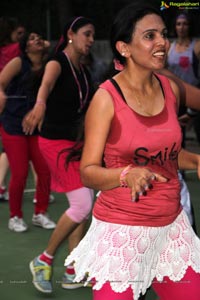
left=153, top=51, right=165, bottom=58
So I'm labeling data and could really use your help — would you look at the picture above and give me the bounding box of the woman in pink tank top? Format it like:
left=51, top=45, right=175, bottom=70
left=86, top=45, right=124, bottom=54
left=64, top=4, right=200, bottom=300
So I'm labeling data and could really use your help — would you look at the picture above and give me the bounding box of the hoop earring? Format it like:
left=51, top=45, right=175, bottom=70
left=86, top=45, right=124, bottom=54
left=69, top=39, right=72, bottom=44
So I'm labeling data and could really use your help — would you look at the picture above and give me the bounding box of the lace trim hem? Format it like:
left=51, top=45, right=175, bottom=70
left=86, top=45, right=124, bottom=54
left=65, top=211, right=200, bottom=300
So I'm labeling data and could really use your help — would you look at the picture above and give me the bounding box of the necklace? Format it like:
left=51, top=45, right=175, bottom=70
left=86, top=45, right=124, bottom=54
left=133, top=90, right=155, bottom=116
left=64, top=51, right=89, bottom=112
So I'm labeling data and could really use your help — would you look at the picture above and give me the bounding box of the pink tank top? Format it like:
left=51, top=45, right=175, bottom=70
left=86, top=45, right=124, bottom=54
left=93, top=73, right=182, bottom=227
left=0, top=43, right=20, bottom=72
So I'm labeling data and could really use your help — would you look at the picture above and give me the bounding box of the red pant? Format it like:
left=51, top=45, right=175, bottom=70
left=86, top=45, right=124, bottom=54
left=1, top=128, right=51, bottom=218
left=93, top=267, right=200, bottom=300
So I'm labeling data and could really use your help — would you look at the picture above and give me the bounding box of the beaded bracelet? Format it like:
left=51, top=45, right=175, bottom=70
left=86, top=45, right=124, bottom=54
left=119, top=164, right=132, bottom=187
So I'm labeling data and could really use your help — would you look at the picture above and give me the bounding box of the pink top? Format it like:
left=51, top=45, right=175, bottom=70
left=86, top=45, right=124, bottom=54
left=0, top=43, right=20, bottom=72
left=93, top=74, right=182, bottom=227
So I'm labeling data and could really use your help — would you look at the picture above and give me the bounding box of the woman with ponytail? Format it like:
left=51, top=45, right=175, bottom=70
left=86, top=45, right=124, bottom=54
left=24, top=17, right=95, bottom=293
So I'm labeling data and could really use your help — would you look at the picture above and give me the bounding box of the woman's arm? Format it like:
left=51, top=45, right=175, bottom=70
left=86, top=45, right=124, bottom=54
left=36, top=60, right=61, bottom=103
left=194, top=39, right=200, bottom=60
left=80, top=87, right=120, bottom=190
left=0, top=57, right=22, bottom=113
left=178, top=148, right=200, bottom=178
left=22, top=60, right=61, bottom=134
left=158, top=68, right=200, bottom=110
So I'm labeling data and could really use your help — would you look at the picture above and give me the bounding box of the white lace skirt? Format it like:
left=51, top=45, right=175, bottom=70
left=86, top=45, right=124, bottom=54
left=65, top=211, right=200, bottom=300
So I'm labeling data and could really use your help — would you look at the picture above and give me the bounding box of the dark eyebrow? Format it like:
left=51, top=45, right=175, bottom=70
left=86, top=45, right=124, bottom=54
left=176, top=21, right=189, bottom=25
left=142, top=27, right=167, bottom=34
left=142, top=29, right=157, bottom=34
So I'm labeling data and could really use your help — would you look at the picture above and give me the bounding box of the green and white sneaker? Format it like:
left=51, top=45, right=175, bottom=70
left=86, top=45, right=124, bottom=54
left=61, top=272, right=92, bottom=289
left=61, top=272, right=85, bottom=289
left=29, top=257, right=52, bottom=293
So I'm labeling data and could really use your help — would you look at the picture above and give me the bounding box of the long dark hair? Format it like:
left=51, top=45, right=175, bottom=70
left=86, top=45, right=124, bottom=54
left=57, top=17, right=95, bottom=169
left=58, top=116, right=85, bottom=170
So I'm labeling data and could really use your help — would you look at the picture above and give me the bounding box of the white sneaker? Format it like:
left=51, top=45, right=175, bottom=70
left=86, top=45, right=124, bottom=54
left=32, top=213, right=56, bottom=229
left=49, top=194, right=55, bottom=203
left=33, top=194, right=55, bottom=204
left=0, top=186, right=9, bottom=201
left=4, top=191, right=9, bottom=201
left=8, top=216, right=28, bottom=232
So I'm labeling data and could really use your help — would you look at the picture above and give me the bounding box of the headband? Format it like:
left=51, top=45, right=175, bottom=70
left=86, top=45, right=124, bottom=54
left=176, top=14, right=188, bottom=21
left=69, top=16, right=84, bottom=30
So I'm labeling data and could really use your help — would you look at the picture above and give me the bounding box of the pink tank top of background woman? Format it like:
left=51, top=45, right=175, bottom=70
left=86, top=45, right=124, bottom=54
left=93, top=74, right=182, bottom=227
left=0, top=43, right=20, bottom=72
